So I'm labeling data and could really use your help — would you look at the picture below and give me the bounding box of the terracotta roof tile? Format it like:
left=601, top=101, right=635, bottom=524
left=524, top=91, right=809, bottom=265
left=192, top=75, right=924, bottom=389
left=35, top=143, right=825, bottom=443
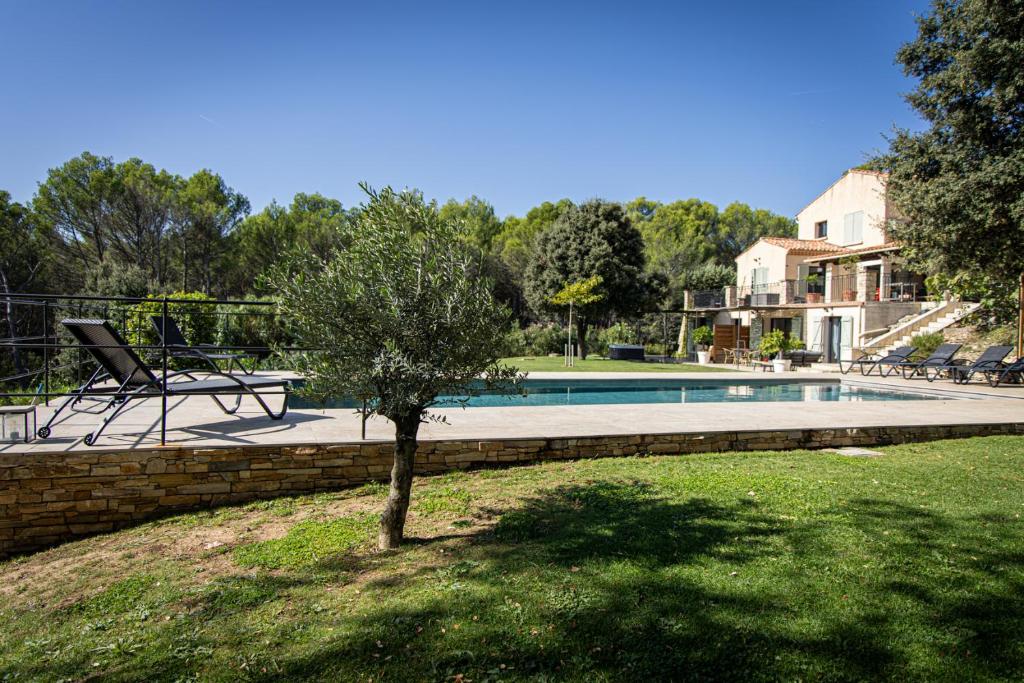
left=760, top=237, right=848, bottom=253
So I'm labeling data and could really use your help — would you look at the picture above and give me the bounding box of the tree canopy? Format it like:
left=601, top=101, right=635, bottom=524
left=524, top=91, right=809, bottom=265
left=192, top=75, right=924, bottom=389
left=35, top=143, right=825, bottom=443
left=880, top=0, right=1024, bottom=323
left=525, top=200, right=665, bottom=357
left=268, top=185, right=521, bottom=548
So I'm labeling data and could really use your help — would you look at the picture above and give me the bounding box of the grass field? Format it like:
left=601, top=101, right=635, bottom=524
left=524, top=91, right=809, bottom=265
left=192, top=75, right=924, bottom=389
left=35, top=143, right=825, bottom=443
left=502, top=355, right=731, bottom=373
left=2, top=436, right=1023, bottom=681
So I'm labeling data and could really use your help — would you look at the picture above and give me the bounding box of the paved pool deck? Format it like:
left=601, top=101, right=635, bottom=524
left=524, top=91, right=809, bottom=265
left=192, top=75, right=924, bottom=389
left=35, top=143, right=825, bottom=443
left=4, top=371, right=1022, bottom=455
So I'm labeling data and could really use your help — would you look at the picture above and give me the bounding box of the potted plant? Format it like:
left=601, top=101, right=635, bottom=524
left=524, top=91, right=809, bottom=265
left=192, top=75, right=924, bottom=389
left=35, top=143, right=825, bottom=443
left=759, top=330, right=804, bottom=372
left=805, top=273, right=823, bottom=303
left=692, top=325, right=714, bottom=364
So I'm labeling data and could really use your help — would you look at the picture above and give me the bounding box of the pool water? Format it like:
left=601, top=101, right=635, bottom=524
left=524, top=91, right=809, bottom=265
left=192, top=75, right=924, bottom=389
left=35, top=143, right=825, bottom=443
left=291, top=379, right=944, bottom=409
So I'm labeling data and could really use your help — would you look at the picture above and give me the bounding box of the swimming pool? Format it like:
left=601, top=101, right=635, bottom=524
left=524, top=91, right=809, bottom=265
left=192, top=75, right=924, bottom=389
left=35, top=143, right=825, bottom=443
left=291, top=378, right=946, bottom=409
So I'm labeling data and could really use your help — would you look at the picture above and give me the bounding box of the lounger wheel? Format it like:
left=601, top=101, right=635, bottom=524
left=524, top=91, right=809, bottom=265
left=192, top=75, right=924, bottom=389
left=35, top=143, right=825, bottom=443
left=37, top=426, right=51, bottom=439
left=84, top=432, right=97, bottom=446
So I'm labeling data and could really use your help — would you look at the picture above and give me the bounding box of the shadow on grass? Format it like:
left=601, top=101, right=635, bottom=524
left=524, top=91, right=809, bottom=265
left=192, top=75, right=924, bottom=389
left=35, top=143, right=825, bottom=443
left=6, top=482, right=1023, bottom=681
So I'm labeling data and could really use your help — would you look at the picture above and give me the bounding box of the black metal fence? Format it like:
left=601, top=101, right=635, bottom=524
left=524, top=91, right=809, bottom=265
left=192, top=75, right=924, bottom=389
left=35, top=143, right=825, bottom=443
left=0, top=293, right=304, bottom=445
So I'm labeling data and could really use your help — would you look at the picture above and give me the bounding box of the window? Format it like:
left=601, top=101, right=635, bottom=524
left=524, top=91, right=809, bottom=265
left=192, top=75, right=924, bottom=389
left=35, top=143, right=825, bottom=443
left=815, top=220, right=828, bottom=238
left=751, top=266, right=769, bottom=292
left=843, top=211, right=864, bottom=244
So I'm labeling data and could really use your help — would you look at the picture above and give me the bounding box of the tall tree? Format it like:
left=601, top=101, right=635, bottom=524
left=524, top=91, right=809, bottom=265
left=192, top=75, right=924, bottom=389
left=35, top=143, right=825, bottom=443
left=880, top=0, right=1024, bottom=339
left=0, top=192, right=52, bottom=377
left=493, top=199, right=573, bottom=277
left=525, top=200, right=665, bottom=357
left=269, top=185, right=520, bottom=549
left=230, top=193, right=350, bottom=293
left=438, top=195, right=503, bottom=252
left=31, top=152, right=117, bottom=284
left=107, top=158, right=179, bottom=287
left=174, top=170, right=250, bottom=294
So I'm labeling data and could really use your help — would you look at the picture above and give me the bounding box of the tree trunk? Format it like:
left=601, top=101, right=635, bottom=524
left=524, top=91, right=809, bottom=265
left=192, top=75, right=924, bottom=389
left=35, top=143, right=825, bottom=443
left=379, top=412, right=421, bottom=549
left=1017, top=271, right=1023, bottom=359
left=576, top=318, right=589, bottom=360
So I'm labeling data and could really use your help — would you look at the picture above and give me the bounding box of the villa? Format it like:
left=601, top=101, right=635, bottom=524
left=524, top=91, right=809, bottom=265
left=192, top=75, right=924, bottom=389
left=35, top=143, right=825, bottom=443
left=682, top=169, right=979, bottom=362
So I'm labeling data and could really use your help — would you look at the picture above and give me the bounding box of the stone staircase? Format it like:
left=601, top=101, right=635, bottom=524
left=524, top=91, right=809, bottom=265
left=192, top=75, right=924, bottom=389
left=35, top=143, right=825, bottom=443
left=862, top=300, right=980, bottom=355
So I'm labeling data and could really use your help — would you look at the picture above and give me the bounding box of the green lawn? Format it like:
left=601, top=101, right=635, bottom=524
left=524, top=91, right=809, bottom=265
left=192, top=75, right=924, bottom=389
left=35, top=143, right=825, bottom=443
left=502, top=355, right=730, bottom=373
left=2, top=436, right=1024, bottom=681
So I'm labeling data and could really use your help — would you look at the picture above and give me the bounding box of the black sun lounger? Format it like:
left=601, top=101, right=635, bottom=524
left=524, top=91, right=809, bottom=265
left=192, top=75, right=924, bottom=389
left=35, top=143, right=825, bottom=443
left=925, top=345, right=1014, bottom=384
left=839, top=346, right=916, bottom=376
left=150, top=315, right=264, bottom=375
left=898, top=343, right=962, bottom=379
left=37, top=319, right=289, bottom=446
left=987, top=356, right=1024, bottom=388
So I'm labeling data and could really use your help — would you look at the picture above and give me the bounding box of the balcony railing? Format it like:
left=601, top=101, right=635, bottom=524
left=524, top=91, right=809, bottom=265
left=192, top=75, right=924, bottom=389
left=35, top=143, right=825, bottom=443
left=829, top=274, right=859, bottom=303
left=691, top=289, right=726, bottom=309
left=877, top=274, right=927, bottom=302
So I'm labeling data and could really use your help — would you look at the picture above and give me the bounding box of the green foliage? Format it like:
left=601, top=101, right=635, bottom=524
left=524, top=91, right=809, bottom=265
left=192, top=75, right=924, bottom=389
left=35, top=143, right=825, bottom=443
left=757, top=329, right=803, bottom=358
left=549, top=275, right=604, bottom=307
left=125, top=292, right=217, bottom=348
left=526, top=200, right=665, bottom=357
left=232, top=514, right=375, bottom=569
left=438, top=195, right=503, bottom=252
left=637, top=198, right=794, bottom=304
left=599, top=321, right=638, bottom=346
left=232, top=193, right=351, bottom=294
left=268, top=184, right=523, bottom=425
left=880, top=0, right=1024, bottom=323
left=692, top=325, right=714, bottom=347
left=910, top=331, right=945, bottom=357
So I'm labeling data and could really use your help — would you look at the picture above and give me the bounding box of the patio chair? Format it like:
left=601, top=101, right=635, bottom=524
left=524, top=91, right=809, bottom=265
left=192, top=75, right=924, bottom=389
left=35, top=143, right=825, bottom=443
left=37, top=319, right=289, bottom=446
left=986, top=356, right=1024, bottom=388
left=150, top=315, right=263, bottom=375
left=925, top=345, right=1014, bottom=384
left=838, top=346, right=916, bottom=376
left=898, top=343, right=962, bottom=379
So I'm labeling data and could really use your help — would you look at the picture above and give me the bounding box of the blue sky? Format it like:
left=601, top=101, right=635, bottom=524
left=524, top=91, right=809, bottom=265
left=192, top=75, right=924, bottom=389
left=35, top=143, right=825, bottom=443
left=0, top=0, right=929, bottom=219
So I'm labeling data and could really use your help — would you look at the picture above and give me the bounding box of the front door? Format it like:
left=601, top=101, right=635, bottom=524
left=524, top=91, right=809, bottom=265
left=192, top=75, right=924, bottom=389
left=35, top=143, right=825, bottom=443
left=826, top=317, right=842, bottom=363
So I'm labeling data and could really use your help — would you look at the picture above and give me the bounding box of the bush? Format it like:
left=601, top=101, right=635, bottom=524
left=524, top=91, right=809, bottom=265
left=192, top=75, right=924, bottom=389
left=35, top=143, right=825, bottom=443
left=909, top=331, right=944, bottom=357
left=126, top=292, right=218, bottom=349
left=515, top=323, right=565, bottom=356
left=692, top=325, right=713, bottom=348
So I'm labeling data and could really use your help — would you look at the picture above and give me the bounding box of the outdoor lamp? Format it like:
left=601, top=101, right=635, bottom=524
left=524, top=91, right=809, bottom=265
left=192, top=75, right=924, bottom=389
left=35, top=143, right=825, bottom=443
left=2, top=411, right=23, bottom=442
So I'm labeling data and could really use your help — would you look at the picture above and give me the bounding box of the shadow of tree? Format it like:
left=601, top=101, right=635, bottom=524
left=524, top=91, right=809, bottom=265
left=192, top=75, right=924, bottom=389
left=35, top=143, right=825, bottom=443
left=7, top=482, right=1022, bottom=681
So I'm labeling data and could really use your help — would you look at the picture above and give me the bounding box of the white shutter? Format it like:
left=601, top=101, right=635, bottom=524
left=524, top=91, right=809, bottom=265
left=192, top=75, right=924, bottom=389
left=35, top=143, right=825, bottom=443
left=843, top=213, right=855, bottom=244
left=840, top=317, right=854, bottom=360
left=853, top=212, right=863, bottom=243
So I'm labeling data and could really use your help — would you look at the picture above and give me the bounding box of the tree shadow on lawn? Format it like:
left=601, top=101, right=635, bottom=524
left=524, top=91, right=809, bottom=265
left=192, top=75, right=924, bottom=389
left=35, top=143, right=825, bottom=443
left=260, top=482, right=966, bottom=682
left=11, top=483, right=1022, bottom=681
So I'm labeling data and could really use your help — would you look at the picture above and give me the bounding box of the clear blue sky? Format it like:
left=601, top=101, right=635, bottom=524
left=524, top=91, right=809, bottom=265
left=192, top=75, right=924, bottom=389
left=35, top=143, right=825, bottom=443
left=0, top=0, right=929, bottom=219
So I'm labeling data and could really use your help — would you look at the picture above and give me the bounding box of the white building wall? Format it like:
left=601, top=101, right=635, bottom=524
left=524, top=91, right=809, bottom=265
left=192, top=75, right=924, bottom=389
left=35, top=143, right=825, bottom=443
left=796, top=171, right=889, bottom=248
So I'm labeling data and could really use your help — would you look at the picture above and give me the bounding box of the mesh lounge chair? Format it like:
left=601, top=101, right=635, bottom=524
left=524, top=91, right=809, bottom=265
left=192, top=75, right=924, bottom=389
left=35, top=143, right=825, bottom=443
left=37, top=319, right=288, bottom=446
left=898, top=343, right=962, bottom=379
left=839, top=346, right=917, bottom=376
left=986, top=356, right=1024, bottom=388
left=150, top=315, right=262, bottom=375
left=925, top=345, right=1014, bottom=384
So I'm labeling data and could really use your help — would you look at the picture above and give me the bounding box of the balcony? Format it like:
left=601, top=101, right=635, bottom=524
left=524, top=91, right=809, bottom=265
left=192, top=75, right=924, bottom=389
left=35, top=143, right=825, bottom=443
left=691, top=289, right=727, bottom=309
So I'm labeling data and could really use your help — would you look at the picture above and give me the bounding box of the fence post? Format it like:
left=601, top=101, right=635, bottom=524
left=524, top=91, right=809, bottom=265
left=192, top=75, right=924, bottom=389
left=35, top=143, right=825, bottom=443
left=160, top=297, right=168, bottom=446
left=42, top=300, right=50, bottom=406
left=361, top=399, right=368, bottom=440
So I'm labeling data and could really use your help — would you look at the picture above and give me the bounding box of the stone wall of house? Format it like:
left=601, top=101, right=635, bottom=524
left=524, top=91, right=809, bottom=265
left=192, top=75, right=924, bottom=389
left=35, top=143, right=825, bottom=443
left=2, top=421, right=1022, bottom=558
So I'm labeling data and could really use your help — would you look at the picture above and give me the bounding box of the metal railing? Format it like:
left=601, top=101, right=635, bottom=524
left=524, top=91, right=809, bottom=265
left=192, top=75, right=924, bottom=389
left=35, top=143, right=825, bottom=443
left=0, top=292, right=315, bottom=445
left=691, top=289, right=726, bottom=309
left=829, top=274, right=859, bottom=303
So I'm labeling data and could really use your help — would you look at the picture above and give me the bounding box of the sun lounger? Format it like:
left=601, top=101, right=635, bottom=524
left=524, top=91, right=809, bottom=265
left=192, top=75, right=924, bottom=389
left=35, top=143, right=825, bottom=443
left=37, top=319, right=288, bottom=446
left=925, top=345, right=1014, bottom=384
left=839, top=346, right=916, bottom=376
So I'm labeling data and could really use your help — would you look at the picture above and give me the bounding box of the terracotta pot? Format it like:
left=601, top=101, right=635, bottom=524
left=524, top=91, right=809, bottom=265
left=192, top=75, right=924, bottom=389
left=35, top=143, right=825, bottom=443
left=842, top=290, right=856, bottom=302
left=806, top=293, right=823, bottom=304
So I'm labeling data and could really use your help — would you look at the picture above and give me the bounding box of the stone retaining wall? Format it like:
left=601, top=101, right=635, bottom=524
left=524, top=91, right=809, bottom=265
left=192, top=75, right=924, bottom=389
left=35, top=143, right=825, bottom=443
left=2, top=421, right=1022, bottom=557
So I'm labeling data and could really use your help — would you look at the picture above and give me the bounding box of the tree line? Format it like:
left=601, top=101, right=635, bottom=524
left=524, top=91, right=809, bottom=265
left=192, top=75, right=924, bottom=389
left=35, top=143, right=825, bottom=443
left=0, top=152, right=796, bottom=316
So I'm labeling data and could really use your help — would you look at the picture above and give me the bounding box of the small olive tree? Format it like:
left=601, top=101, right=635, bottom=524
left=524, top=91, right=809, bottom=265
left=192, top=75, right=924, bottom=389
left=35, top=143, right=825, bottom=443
left=269, top=185, right=522, bottom=549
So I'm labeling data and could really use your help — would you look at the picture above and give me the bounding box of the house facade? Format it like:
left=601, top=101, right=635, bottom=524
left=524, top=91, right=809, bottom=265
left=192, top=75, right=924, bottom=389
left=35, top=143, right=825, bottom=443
left=683, top=169, right=943, bottom=363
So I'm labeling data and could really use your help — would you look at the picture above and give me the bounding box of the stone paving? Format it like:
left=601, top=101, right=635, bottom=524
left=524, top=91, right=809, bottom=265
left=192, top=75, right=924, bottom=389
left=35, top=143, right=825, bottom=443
left=3, top=371, right=1021, bottom=455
